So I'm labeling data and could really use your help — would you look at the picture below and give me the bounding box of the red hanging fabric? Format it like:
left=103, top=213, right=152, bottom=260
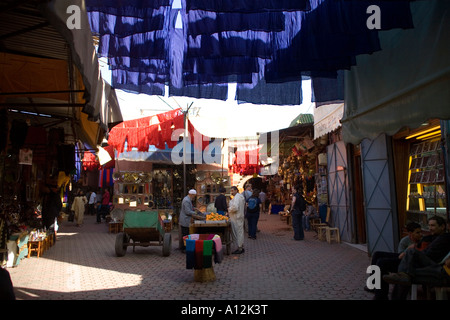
left=107, top=108, right=214, bottom=154
left=82, top=151, right=99, bottom=171
left=188, top=120, right=210, bottom=151
left=108, top=108, right=184, bottom=154
left=230, top=148, right=263, bottom=175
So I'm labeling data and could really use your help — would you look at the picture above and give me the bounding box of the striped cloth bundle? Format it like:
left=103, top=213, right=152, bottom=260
left=185, top=234, right=223, bottom=269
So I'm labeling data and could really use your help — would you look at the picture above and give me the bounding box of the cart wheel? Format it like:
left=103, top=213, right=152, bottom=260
left=162, top=233, right=172, bottom=257
left=115, top=233, right=127, bottom=257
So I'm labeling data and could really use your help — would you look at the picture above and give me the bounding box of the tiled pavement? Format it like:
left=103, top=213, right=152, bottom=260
left=8, top=213, right=374, bottom=300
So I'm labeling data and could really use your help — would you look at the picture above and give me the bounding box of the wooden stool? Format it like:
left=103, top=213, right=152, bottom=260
left=310, top=218, right=322, bottom=231
left=27, top=240, right=43, bottom=258
left=326, top=227, right=340, bottom=244
left=42, top=237, right=48, bottom=252
left=317, top=226, right=328, bottom=241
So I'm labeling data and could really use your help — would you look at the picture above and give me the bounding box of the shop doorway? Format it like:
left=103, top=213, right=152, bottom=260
left=327, top=141, right=352, bottom=242
left=360, top=134, right=398, bottom=255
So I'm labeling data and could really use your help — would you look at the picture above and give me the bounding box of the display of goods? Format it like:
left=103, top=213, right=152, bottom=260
left=206, top=213, right=228, bottom=221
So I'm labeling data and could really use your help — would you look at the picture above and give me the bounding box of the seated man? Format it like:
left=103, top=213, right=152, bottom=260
left=370, top=222, right=422, bottom=266
left=303, top=205, right=319, bottom=231
left=398, top=222, right=423, bottom=254
left=384, top=251, right=450, bottom=287
left=373, top=216, right=448, bottom=300
left=365, top=222, right=421, bottom=293
left=382, top=218, right=450, bottom=299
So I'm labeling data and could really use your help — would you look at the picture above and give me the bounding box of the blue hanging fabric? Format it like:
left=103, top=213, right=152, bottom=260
left=265, top=0, right=414, bottom=82
left=84, top=0, right=415, bottom=105
left=187, top=11, right=285, bottom=36
left=311, top=71, right=345, bottom=106
left=168, top=1, right=228, bottom=101
left=185, top=0, right=311, bottom=12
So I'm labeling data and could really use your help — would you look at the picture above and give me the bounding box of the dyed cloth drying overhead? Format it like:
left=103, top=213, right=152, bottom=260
left=85, top=0, right=415, bottom=105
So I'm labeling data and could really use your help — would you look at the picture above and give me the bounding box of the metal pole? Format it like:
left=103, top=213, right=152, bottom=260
left=183, top=111, right=187, bottom=197
left=183, top=102, right=194, bottom=196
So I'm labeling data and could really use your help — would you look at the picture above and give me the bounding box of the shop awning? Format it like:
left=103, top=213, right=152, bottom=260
left=41, top=0, right=123, bottom=128
left=117, top=142, right=221, bottom=165
left=0, top=0, right=123, bottom=136
left=314, top=103, right=344, bottom=139
left=0, top=52, right=101, bottom=149
left=341, top=0, right=450, bottom=145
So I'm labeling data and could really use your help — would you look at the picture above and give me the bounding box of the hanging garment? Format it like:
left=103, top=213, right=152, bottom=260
left=85, top=0, right=415, bottom=104
left=187, top=11, right=285, bottom=36
left=311, top=70, right=344, bottom=106
left=186, top=239, right=196, bottom=269
left=185, top=0, right=311, bottom=12
left=212, top=235, right=223, bottom=264
left=194, top=240, right=204, bottom=269
left=202, top=240, right=213, bottom=268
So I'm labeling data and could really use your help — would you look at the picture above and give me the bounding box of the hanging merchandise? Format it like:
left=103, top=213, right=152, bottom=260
left=107, top=108, right=211, bottom=155
left=82, top=151, right=100, bottom=171
left=18, top=149, right=33, bottom=165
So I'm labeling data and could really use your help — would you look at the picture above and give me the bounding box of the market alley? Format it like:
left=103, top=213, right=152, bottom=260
left=8, top=213, right=373, bottom=300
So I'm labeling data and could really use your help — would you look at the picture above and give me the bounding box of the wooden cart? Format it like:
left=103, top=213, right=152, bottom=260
left=115, top=210, right=171, bottom=257
left=189, top=220, right=232, bottom=255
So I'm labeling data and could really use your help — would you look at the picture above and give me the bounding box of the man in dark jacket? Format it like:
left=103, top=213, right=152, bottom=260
left=42, top=184, right=62, bottom=230
left=214, top=187, right=228, bottom=215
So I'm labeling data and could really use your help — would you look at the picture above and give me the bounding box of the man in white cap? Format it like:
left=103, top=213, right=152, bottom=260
left=228, top=186, right=245, bottom=254
left=179, top=189, right=199, bottom=251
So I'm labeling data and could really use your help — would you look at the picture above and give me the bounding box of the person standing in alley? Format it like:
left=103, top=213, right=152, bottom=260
left=179, top=189, right=199, bottom=251
left=229, top=186, right=245, bottom=254
left=41, top=183, right=62, bottom=230
left=246, top=189, right=262, bottom=240
left=71, top=189, right=87, bottom=227
left=243, top=184, right=252, bottom=232
left=88, top=188, right=97, bottom=216
left=214, top=187, right=228, bottom=215
left=290, top=185, right=306, bottom=241
left=98, top=187, right=111, bottom=220
left=259, top=189, right=267, bottom=214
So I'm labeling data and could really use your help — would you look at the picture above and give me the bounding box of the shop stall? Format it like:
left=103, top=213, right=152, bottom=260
left=394, top=119, right=448, bottom=232
left=195, top=170, right=230, bottom=212
left=106, top=108, right=219, bottom=230
left=189, top=219, right=231, bottom=255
